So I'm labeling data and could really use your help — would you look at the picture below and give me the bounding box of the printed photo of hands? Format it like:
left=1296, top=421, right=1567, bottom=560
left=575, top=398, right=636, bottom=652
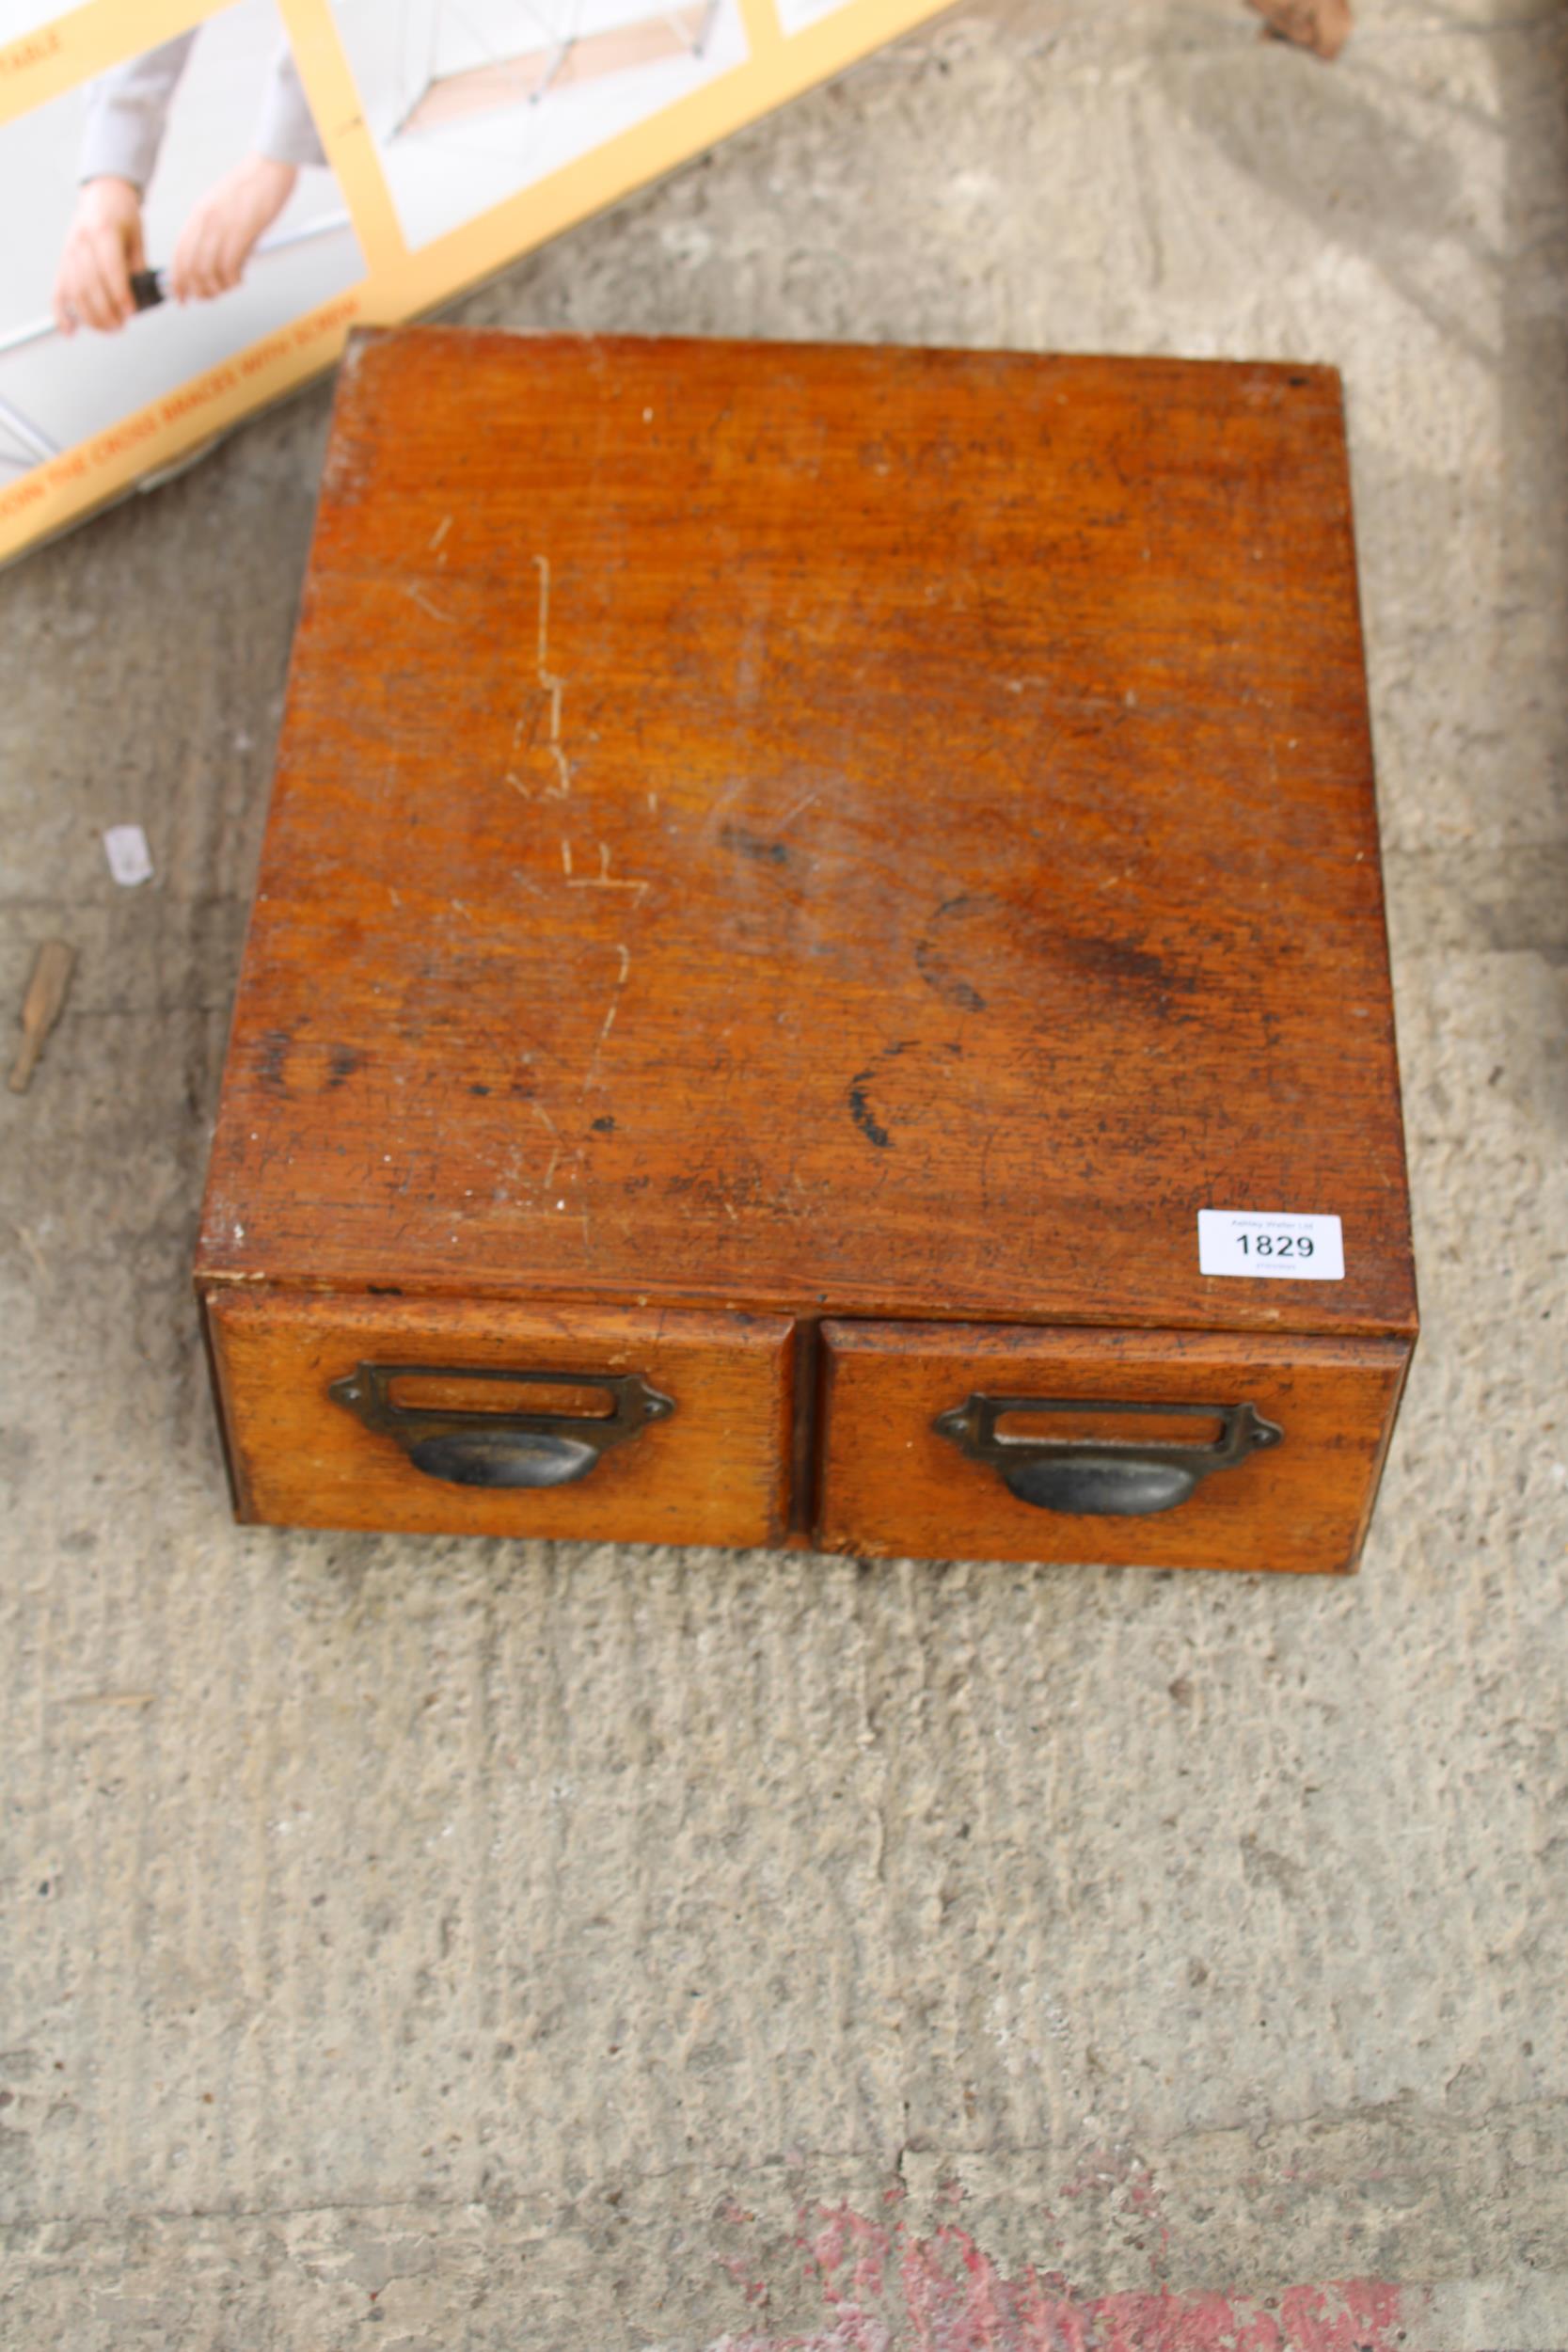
left=0, top=0, right=362, bottom=474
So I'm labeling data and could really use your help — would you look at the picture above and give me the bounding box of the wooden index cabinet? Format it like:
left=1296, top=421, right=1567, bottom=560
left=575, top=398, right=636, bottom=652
left=197, top=328, right=1417, bottom=1573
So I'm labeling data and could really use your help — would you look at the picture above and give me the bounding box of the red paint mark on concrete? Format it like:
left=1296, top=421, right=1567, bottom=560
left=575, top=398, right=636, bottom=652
left=706, top=2202, right=1410, bottom=2352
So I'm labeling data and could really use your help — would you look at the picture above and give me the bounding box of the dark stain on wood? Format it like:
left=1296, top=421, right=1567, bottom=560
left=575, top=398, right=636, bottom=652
left=255, top=1029, right=291, bottom=1092
left=720, top=822, right=791, bottom=868
left=847, top=1071, right=894, bottom=1150
left=914, top=897, right=990, bottom=1014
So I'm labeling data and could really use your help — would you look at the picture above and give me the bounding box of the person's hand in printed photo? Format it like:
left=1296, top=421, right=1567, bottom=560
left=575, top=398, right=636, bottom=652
left=53, top=174, right=146, bottom=334
left=53, top=31, right=324, bottom=334
left=166, top=154, right=300, bottom=305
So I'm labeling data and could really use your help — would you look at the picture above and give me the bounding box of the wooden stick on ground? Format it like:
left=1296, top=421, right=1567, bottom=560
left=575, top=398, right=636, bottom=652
left=1246, top=0, right=1352, bottom=59
left=8, top=940, right=75, bottom=1094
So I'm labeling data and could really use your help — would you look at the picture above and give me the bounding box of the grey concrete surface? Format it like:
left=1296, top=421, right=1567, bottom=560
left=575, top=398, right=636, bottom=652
left=2, top=1, right=1565, bottom=2344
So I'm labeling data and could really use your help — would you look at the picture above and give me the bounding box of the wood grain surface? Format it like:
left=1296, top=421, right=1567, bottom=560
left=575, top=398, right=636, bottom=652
left=816, top=1321, right=1411, bottom=1573
left=207, top=1289, right=796, bottom=1547
left=197, top=330, right=1415, bottom=1344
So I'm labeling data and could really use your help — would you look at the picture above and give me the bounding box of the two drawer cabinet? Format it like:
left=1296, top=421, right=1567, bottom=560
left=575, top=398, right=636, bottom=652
left=197, top=328, right=1417, bottom=1574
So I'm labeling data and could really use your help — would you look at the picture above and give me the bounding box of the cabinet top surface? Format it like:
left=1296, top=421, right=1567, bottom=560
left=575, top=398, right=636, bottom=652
left=198, top=329, right=1416, bottom=1337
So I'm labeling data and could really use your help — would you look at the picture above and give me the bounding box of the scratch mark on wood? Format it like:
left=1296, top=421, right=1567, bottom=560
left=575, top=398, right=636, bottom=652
left=566, top=843, right=651, bottom=899
left=404, top=584, right=451, bottom=623
left=562, top=838, right=574, bottom=877
left=776, top=787, right=819, bottom=833
left=527, top=1100, right=563, bottom=1191
left=428, top=514, right=452, bottom=551
left=584, top=942, right=632, bottom=1093
left=527, top=553, right=573, bottom=799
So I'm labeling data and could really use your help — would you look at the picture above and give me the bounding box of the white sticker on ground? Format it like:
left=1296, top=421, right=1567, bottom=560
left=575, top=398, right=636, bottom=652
left=103, top=825, right=153, bottom=887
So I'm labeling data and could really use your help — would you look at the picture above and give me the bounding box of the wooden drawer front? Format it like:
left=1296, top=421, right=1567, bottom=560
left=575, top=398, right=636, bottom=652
left=207, top=1292, right=795, bottom=1548
left=818, top=1323, right=1410, bottom=1575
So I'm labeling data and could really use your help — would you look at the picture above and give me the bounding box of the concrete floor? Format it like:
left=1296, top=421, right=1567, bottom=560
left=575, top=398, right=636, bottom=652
left=2, top=1, right=1565, bottom=2344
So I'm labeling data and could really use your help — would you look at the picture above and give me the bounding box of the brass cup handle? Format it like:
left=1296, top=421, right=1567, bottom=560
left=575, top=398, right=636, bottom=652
left=328, top=1362, right=674, bottom=1489
left=933, top=1394, right=1282, bottom=1516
